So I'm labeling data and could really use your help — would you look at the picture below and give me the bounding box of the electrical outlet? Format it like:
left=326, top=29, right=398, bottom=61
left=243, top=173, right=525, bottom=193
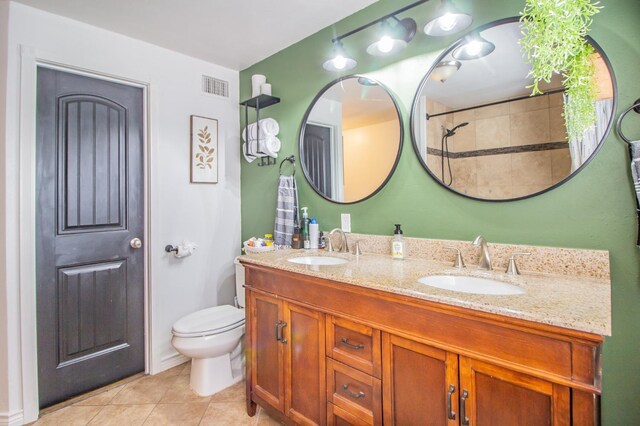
left=341, top=214, right=351, bottom=233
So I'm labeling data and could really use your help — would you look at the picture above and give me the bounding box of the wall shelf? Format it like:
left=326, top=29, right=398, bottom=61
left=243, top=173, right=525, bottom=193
left=240, top=95, right=281, bottom=167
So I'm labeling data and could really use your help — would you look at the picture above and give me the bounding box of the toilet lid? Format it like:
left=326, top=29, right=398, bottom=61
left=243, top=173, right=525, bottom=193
left=172, top=305, right=245, bottom=337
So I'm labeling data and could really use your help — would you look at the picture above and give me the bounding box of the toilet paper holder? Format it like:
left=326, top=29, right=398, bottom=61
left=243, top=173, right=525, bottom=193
left=165, top=245, right=179, bottom=253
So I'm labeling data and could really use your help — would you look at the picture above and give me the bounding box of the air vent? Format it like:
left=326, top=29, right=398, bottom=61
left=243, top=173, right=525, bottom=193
left=202, top=75, right=229, bottom=98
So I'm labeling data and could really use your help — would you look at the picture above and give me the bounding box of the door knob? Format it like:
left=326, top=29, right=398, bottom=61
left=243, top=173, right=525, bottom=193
left=130, top=238, right=143, bottom=249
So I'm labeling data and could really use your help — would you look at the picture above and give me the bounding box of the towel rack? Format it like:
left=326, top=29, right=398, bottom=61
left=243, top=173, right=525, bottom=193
left=279, top=155, right=295, bottom=176
left=616, top=98, right=640, bottom=144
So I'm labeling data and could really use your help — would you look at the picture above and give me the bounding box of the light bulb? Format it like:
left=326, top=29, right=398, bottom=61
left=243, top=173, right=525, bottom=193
left=378, top=36, right=394, bottom=53
left=438, top=13, right=457, bottom=31
left=332, top=55, right=347, bottom=70
left=465, top=40, right=482, bottom=56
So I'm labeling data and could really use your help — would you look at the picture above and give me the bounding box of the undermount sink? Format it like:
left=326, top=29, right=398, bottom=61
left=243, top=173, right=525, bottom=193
left=288, top=256, right=348, bottom=266
left=418, top=275, right=525, bottom=295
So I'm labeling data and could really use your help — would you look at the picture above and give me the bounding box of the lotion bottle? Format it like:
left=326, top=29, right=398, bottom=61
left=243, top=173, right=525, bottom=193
left=391, top=224, right=405, bottom=260
left=309, top=217, right=319, bottom=249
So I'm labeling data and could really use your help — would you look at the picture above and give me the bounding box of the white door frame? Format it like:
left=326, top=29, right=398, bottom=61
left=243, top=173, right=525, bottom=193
left=18, top=45, right=152, bottom=422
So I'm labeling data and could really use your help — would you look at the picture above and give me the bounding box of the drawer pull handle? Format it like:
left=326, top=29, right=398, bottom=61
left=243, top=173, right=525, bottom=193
left=342, top=384, right=365, bottom=399
left=340, top=338, right=364, bottom=350
left=447, top=384, right=456, bottom=420
left=461, top=390, right=470, bottom=425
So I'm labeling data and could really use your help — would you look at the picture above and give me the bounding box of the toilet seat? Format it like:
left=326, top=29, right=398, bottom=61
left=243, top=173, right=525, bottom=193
left=172, top=305, right=245, bottom=338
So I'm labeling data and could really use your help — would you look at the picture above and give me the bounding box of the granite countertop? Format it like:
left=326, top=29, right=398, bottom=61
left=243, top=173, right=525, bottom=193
left=240, top=249, right=611, bottom=336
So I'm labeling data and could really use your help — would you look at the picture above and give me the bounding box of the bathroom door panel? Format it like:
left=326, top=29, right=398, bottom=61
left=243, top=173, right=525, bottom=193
left=36, top=67, right=144, bottom=407
left=250, top=292, right=285, bottom=413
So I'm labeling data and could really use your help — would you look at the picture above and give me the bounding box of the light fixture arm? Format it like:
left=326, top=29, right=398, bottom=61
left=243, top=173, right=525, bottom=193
left=331, top=0, right=431, bottom=44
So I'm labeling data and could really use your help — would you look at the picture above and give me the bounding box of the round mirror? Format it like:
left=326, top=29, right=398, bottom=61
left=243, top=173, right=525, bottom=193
left=300, top=76, right=403, bottom=203
left=411, top=18, right=615, bottom=201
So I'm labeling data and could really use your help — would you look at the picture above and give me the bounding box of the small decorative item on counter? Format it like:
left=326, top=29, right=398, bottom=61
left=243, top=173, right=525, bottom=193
left=292, top=227, right=302, bottom=249
left=391, top=224, right=405, bottom=260
left=243, top=237, right=275, bottom=253
left=264, top=234, right=274, bottom=246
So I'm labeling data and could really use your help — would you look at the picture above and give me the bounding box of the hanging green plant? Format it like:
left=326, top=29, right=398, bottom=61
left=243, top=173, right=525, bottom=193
left=519, top=0, right=602, bottom=142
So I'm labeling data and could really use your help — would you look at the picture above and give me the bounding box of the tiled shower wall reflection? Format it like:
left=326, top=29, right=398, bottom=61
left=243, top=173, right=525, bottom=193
left=426, top=93, right=571, bottom=198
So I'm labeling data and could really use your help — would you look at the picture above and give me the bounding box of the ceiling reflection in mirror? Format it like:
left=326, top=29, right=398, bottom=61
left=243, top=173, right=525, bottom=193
left=411, top=20, right=614, bottom=201
left=300, top=76, right=402, bottom=203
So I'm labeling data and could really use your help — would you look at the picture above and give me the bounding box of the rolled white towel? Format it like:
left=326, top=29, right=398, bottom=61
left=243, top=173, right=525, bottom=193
left=242, top=118, right=279, bottom=141
left=265, top=136, right=281, bottom=158
left=242, top=142, right=256, bottom=163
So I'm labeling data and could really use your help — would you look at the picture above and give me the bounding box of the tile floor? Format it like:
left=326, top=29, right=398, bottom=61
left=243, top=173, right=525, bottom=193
left=31, top=362, right=281, bottom=425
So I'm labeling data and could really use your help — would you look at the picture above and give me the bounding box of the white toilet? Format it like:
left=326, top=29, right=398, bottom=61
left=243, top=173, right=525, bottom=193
left=171, top=258, right=246, bottom=396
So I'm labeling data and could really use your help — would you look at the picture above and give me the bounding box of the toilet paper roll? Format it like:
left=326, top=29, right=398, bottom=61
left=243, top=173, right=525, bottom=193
left=260, top=83, right=272, bottom=96
left=251, top=74, right=266, bottom=97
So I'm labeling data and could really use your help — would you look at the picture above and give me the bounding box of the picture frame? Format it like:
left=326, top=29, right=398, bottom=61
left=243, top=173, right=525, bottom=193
left=190, top=115, right=219, bottom=183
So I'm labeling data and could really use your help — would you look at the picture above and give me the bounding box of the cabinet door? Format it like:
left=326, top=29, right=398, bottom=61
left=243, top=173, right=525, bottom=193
left=382, top=334, right=459, bottom=426
left=459, top=357, right=570, bottom=426
left=250, top=292, right=285, bottom=413
left=284, top=302, right=326, bottom=426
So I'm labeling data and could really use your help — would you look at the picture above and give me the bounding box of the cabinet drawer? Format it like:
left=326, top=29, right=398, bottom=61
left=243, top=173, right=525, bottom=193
left=327, top=359, right=382, bottom=426
left=327, top=403, right=369, bottom=426
left=327, top=316, right=381, bottom=378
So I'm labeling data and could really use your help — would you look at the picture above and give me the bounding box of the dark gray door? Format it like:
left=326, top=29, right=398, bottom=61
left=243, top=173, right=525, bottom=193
left=36, top=67, right=145, bottom=407
left=303, top=123, right=333, bottom=197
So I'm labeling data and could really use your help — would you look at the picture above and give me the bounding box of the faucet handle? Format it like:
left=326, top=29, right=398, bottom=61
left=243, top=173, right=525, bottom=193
left=445, top=246, right=465, bottom=269
left=323, top=235, right=334, bottom=253
left=354, top=240, right=363, bottom=256
left=506, top=252, right=531, bottom=275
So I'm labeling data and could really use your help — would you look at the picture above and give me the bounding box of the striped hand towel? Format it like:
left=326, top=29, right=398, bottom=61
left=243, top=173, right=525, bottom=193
left=630, top=141, right=640, bottom=246
left=274, top=174, right=299, bottom=247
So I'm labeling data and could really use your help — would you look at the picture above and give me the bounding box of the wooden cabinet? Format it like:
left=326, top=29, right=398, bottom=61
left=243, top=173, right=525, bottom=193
left=383, top=334, right=459, bottom=426
left=248, top=291, right=326, bottom=425
left=459, top=357, right=570, bottom=426
left=243, top=263, right=602, bottom=426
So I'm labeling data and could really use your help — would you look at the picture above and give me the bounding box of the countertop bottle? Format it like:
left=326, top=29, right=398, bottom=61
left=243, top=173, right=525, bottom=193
left=391, top=224, right=405, bottom=260
left=292, top=227, right=302, bottom=249
left=301, top=207, right=310, bottom=249
left=309, top=217, right=319, bottom=249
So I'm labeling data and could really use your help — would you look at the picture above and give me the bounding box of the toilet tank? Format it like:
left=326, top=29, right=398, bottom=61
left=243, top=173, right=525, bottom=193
left=234, top=257, right=246, bottom=308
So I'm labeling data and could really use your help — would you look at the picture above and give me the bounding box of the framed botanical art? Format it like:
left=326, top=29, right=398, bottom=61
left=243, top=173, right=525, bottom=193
left=190, top=115, right=218, bottom=183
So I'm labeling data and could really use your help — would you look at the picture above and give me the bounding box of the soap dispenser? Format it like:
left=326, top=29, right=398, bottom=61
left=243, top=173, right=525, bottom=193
left=391, top=224, right=405, bottom=260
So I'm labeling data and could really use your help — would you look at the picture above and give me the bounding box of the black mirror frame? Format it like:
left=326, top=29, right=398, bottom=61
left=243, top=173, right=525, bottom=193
left=409, top=16, right=618, bottom=202
left=298, top=74, right=404, bottom=204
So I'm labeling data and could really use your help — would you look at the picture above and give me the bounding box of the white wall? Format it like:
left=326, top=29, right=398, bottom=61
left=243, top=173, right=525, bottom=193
left=0, top=2, right=241, bottom=423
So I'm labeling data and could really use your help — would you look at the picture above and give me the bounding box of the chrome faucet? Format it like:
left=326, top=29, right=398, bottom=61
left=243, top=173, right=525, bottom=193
left=328, top=228, right=349, bottom=253
left=472, top=235, right=492, bottom=270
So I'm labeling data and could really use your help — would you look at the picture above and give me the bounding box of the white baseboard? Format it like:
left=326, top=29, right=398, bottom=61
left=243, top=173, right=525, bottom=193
left=0, top=410, right=24, bottom=426
left=154, top=352, right=189, bottom=375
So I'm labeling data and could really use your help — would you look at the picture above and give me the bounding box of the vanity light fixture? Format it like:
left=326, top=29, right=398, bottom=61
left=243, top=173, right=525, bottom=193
left=429, top=60, right=461, bottom=82
left=452, top=32, right=495, bottom=60
left=423, top=0, right=472, bottom=36
left=322, top=40, right=358, bottom=72
left=322, top=0, right=474, bottom=72
left=366, top=17, right=417, bottom=57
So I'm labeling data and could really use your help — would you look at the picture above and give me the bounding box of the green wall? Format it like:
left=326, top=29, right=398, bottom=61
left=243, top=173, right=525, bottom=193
left=240, top=1, right=640, bottom=423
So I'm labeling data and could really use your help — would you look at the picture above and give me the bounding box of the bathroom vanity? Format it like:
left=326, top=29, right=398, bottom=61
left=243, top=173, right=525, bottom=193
left=240, top=237, right=610, bottom=426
